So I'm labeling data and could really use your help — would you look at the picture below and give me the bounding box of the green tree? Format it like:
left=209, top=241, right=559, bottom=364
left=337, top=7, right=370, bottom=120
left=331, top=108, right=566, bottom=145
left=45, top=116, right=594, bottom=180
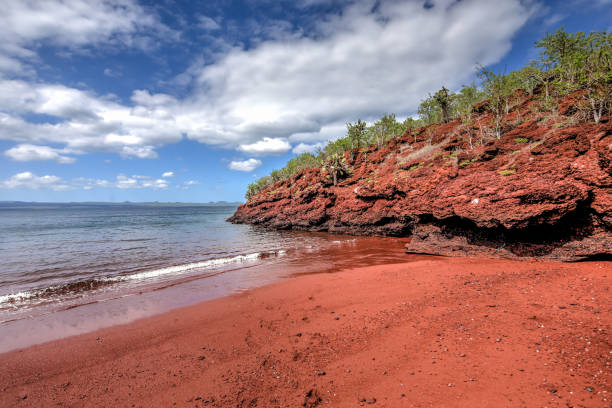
left=402, top=117, right=423, bottom=143
left=369, top=113, right=402, bottom=148
left=320, top=153, right=351, bottom=186
left=418, top=95, right=442, bottom=125
left=245, top=176, right=273, bottom=200
left=433, top=86, right=453, bottom=123
left=324, top=136, right=352, bottom=156
left=535, top=28, right=611, bottom=121
left=579, top=31, right=612, bottom=122
left=535, top=27, right=587, bottom=92
left=402, top=117, right=422, bottom=130
left=453, top=84, right=485, bottom=124
left=347, top=119, right=367, bottom=149
left=511, top=65, right=542, bottom=96
left=478, top=67, right=517, bottom=137
left=380, top=113, right=402, bottom=142
left=284, top=153, right=319, bottom=175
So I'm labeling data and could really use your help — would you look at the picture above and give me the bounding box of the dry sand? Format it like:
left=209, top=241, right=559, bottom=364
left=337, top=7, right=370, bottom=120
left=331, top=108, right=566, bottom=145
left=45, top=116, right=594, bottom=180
left=0, top=257, right=610, bottom=407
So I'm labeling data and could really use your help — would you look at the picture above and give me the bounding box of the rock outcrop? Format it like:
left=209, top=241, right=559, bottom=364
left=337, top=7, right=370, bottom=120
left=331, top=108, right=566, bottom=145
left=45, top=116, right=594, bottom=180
left=230, top=92, right=612, bottom=261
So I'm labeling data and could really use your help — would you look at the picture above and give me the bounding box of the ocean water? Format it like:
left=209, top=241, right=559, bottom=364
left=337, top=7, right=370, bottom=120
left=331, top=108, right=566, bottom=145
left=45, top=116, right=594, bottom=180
left=0, top=203, right=414, bottom=351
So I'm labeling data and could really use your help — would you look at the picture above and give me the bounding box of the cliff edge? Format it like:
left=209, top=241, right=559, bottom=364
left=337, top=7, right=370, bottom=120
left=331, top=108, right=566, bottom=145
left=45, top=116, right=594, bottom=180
left=230, top=93, right=612, bottom=261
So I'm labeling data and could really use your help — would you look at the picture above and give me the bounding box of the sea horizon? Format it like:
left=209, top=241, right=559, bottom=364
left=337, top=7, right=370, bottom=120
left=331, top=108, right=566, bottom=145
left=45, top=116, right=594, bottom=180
left=0, top=200, right=244, bottom=206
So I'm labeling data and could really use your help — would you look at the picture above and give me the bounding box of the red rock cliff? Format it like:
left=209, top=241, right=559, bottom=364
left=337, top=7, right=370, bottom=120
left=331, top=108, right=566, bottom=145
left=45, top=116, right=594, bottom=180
left=229, top=93, right=612, bottom=261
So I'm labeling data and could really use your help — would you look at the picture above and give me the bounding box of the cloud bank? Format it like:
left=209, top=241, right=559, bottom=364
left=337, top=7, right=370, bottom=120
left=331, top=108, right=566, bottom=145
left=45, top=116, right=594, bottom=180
left=4, top=144, right=76, bottom=163
left=0, top=172, right=204, bottom=191
left=0, top=0, right=535, bottom=161
left=0, top=0, right=173, bottom=76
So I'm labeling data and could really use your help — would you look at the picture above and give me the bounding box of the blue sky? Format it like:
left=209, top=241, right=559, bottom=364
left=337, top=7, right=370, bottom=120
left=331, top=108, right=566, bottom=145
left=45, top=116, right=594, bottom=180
left=0, top=0, right=610, bottom=203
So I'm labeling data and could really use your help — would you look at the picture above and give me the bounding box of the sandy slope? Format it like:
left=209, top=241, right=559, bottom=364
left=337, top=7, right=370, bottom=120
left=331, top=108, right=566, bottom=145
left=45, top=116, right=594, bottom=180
left=0, top=258, right=610, bottom=407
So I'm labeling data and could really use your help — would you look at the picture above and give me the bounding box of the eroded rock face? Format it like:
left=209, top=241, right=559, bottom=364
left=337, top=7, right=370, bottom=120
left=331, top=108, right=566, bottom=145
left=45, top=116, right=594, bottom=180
left=229, top=94, right=612, bottom=261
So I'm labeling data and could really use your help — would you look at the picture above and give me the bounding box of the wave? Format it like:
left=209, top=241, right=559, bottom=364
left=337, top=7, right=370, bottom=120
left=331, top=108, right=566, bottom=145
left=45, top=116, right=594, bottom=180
left=0, top=251, right=280, bottom=308
left=114, top=252, right=264, bottom=281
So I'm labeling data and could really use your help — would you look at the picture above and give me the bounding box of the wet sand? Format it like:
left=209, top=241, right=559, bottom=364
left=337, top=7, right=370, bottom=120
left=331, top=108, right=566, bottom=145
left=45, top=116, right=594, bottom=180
left=0, top=257, right=610, bottom=407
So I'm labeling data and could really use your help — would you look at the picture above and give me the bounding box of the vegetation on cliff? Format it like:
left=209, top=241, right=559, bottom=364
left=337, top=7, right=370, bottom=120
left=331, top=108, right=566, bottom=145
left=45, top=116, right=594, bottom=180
left=244, top=28, right=611, bottom=201
left=232, top=28, right=611, bottom=261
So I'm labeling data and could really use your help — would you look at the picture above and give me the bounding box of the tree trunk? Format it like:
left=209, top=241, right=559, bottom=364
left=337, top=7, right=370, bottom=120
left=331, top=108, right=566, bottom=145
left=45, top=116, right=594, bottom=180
left=495, top=116, right=501, bottom=139
left=590, top=98, right=601, bottom=123
left=332, top=171, right=337, bottom=186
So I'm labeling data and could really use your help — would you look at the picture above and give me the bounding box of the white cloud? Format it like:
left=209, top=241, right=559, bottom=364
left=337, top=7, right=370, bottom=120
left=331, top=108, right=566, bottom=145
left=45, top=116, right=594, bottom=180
left=289, top=123, right=347, bottom=144
left=238, top=137, right=291, bottom=155
left=112, top=174, right=168, bottom=189
left=180, top=0, right=533, bottom=147
left=77, top=174, right=169, bottom=190
left=176, top=180, right=201, bottom=190
left=0, top=0, right=174, bottom=76
left=4, top=144, right=76, bottom=163
left=162, top=171, right=175, bottom=178
left=103, top=68, right=121, bottom=77
left=142, top=178, right=169, bottom=189
left=119, top=146, right=159, bottom=159
left=197, top=15, right=221, bottom=31
left=1, top=171, right=71, bottom=191
left=1, top=172, right=173, bottom=191
left=292, top=142, right=325, bottom=154
left=228, top=158, right=262, bottom=172
left=0, top=81, right=177, bottom=158
left=1, top=0, right=169, bottom=47
left=0, top=0, right=535, bottom=159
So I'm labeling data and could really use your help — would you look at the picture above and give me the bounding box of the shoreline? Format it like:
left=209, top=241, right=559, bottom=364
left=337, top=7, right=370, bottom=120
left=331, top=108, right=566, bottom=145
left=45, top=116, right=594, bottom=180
left=1, top=257, right=610, bottom=407
left=0, top=236, right=414, bottom=353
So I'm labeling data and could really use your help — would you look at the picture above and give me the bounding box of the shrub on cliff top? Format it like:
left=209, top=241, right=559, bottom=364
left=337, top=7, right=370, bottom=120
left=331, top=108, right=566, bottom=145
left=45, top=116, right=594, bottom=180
left=321, top=153, right=352, bottom=186
left=536, top=28, right=611, bottom=122
left=244, top=28, right=610, bottom=201
left=245, top=153, right=319, bottom=200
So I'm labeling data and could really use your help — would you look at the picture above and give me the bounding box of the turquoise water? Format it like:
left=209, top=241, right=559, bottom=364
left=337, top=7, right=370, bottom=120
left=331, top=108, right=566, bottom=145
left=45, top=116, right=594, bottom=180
left=0, top=203, right=414, bottom=351
left=0, top=204, right=412, bottom=321
left=0, top=205, right=329, bottom=317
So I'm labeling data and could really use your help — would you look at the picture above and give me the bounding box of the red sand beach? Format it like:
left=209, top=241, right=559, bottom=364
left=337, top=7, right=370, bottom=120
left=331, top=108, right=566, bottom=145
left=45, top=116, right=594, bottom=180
left=0, top=257, right=610, bottom=407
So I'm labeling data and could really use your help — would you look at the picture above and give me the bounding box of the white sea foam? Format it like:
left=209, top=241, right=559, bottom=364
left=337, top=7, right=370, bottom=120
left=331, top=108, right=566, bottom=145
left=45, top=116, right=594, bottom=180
left=0, top=252, right=269, bottom=306
left=117, top=252, right=263, bottom=281
left=0, top=291, right=37, bottom=305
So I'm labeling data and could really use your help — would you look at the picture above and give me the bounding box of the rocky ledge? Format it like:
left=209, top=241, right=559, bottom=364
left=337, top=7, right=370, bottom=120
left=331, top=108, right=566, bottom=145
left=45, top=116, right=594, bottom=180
left=230, top=93, right=611, bottom=261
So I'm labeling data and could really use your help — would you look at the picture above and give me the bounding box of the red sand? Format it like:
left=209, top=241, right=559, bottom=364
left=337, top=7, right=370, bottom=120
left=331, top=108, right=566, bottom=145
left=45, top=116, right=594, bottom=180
left=0, top=257, right=610, bottom=407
